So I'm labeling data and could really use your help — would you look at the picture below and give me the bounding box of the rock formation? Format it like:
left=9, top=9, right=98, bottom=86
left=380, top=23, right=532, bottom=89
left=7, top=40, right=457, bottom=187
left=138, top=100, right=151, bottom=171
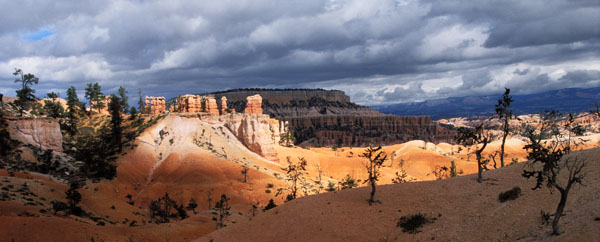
left=220, top=97, right=228, bottom=114
left=244, top=94, right=263, bottom=114
left=286, top=115, right=455, bottom=147
left=145, top=96, right=166, bottom=115
left=6, top=117, right=63, bottom=152
left=207, top=97, right=219, bottom=116
left=223, top=113, right=279, bottom=161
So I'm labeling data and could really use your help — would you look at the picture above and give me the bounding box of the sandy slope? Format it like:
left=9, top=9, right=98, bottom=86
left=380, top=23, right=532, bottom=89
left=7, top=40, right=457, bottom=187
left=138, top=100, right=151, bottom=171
left=199, top=148, right=600, bottom=242
left=2, top=113, right=599, bottom=241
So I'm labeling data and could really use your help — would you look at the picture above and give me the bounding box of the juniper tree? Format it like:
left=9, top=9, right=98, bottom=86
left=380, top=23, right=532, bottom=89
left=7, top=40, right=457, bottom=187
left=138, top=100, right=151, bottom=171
left=13, top=68, right=39, bottom=116
left=495, top=88, right=517, bottom=167
left=456, top=124, right=491, bottom=183
left=522, top=111, right=586, bottom=235
left=361, top=146, right=387, bottom=205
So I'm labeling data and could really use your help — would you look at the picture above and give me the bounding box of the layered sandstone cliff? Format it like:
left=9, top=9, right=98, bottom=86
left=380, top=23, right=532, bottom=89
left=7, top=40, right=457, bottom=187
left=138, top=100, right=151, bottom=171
left=6, top=117, right=63, bottom=152
left=286, top=115, right=455, bottom=147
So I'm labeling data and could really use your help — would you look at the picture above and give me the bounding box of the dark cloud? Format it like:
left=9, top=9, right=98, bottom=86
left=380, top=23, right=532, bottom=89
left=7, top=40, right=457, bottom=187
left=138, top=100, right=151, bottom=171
left=0, top=0, right=598, bottom=105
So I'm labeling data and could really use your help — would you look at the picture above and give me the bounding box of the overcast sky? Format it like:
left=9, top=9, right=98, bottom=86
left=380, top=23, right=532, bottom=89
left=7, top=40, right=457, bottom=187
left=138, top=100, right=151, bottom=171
left=0, top=0, right=598, bottom=105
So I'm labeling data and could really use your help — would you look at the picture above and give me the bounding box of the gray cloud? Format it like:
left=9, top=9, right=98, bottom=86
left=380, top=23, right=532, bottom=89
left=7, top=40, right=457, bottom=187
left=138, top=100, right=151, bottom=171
left=0, top=0, right=598, bottom=106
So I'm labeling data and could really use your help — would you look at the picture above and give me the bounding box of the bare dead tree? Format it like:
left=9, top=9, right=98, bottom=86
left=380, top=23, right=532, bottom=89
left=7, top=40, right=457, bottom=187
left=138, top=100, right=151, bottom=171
left=360, top=146, right=387, bottom=205
left=241, top=165, right=249, bottom=183
left=522, top=111, right=587, bottom=235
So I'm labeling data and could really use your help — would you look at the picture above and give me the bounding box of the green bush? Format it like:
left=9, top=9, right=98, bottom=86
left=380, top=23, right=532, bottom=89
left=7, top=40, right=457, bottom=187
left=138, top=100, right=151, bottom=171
left=498, top=186, right=521, bottom=203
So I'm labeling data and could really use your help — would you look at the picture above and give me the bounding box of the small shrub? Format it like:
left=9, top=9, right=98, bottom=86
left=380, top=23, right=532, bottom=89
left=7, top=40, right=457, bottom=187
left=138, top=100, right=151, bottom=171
left=263, top=199, right=277, bottom=211
left=397, top=213, right=432, bottom=234
left=498, top=186, right=521, bottom=203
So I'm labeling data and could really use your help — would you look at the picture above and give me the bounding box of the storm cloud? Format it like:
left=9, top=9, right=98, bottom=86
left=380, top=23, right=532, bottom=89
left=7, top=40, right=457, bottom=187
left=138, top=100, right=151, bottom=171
left=0, top=0, right=598, bottom=105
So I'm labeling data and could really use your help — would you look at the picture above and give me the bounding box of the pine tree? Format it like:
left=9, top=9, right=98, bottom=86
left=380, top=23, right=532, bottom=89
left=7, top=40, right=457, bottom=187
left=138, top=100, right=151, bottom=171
left=85, top=82, right=104, bottom=114
left=63, top=86, right=80, bottom=136
left=118, top=86, right=129, bottom=113
left=13, top=68, right=39, bottom=116
left=456, top=124, right=491, bottom=183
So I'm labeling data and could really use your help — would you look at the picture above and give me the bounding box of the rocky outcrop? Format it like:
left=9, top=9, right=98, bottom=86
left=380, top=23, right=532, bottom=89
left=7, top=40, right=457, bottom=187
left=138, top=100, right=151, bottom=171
left=244, top=95, right=263, bottom=114
left=207, top=97, right=219, bottom=116
left=6, top=117, right=63, bottom=152
left=220, top=97, right=229, bottom=114
left=145, top=96, right=166, bottom=115
left=223, top=113, right=279, bottom=161
left=286, top=115, right=455, bottom=147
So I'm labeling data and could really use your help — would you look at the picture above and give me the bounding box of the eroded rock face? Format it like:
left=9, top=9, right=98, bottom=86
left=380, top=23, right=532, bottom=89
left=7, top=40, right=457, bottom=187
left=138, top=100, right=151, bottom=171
left=7, top=117, right=63, bottom=152
left=286, top=115, right=456, bottom=147
left=207, top=97, right=219, bottom=116
left=244, top=94, right=263, bottom=114
left=223, top=113, right=279, bottom=161
left=146, top=96, right=166, bottom=115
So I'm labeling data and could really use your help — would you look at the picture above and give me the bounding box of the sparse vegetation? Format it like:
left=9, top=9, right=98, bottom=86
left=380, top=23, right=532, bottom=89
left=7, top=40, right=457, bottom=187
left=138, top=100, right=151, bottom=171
left=361, top=146, right=387, bottom=205
left=339, top=174, right=358, bottom=190
left=456, top=124, right=491, bottom=183
left=522, top=111, right=587, bottom=235
left=397, top=213, right=432, bottom=234
left=277, top=156, right=307, bottom=201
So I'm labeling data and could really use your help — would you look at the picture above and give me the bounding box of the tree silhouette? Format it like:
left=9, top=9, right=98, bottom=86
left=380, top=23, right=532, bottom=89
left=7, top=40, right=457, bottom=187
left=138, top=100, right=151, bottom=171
left=108, top=95, right=123, bottom=152
left=495, top=88, right=517, bottom=167
left=118, top=86, right=129, bottom=113
left=522, top=111, right=586, bottom=235
left=361, top=146, right=387, bottom=205
left=138, top=88, right=145, bottom=114
left=456, top=124, right=491, bottom=183
left=241, top=165, right=249, bottom=183
left=62, top=86, right=81, bottom=136
left=213, top=194, right=231, bottom=229
left=65, top=180, right=82, bottom=215
left=13, top=68, right=39, bottom=116
left=186, top=198, right=198, bottom=215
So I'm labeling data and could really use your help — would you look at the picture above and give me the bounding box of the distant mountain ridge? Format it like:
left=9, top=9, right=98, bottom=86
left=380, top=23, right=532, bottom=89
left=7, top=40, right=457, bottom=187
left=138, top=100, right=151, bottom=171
left=372, top=87, right=600, bottom=120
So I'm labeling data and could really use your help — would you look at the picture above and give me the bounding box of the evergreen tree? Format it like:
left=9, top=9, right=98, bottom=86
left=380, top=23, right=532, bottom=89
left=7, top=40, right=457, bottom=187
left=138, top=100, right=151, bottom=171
left=84, top=82, right=104, bottom=114
left=108, top=94, right=123, bottom=152
left=138, top=88, right=145, bottom=114
left=63, top=86, right=81, bottom=136
left=118, top=86, right=129, bottom=113
left=65, top=180, right=82, bottom=215
left=43, top=92, right=64, bottom=118
left=13, top=68, right=39, bottom=116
